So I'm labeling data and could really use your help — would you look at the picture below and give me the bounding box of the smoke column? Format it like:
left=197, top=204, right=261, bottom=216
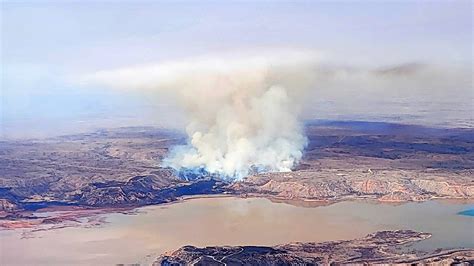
left=86, top=52, right=319, bottom=180
left=84, top=51, right=469, bottom=180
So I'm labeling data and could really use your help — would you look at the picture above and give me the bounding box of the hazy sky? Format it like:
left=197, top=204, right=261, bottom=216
left=1, top=1, right=472, bottom=138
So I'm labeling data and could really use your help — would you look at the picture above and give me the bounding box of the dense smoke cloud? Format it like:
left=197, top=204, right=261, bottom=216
left=85, top=52, right=319, bottom=179
left=84, top=51, right=472, bottom=180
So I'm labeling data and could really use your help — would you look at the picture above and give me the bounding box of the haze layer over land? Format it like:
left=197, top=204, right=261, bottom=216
left=2, top=1, right=472, bottom=139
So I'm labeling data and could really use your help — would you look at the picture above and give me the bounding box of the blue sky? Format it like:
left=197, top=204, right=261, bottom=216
left=1, top=1, right=472, bottom=138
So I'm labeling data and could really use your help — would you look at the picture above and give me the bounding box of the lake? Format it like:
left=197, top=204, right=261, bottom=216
left=0, top=197, right=472, bottom=265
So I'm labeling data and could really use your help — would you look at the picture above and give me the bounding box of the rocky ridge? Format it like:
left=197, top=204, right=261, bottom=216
left=156, top=230, right=474, bottom=265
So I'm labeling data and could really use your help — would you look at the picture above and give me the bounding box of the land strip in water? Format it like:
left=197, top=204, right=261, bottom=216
left=156, top=230, right=474, bottom=265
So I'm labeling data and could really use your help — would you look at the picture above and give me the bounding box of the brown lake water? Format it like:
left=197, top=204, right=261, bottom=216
left=0, top=197, right=473, bottom=265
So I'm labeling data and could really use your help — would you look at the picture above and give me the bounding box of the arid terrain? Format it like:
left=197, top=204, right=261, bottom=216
left=1, top=121, right=472, bottom=218
left=240, top=121, right=473, bottom=203
left=156, top=230, right=474, bottom=265
left=1, top=121, right=473, bottom=264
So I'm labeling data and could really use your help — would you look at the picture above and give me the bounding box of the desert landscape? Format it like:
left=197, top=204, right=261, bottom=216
left=1, top=1, right=473, bottom=265
left=157, top=230, right=474, bottom=265
left=1, top=121, right=472, bottom=214
left=1, top=121, right=473, bottom=264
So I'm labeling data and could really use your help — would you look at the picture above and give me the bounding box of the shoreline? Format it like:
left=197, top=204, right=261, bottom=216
left=1, top=195, right=472, bottom=265
left=1, top=193, right=472, bottom=232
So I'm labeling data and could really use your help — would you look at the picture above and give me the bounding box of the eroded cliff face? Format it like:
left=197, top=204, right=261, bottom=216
left=412, top=179, right=474, bottom=198
left=0, top=122, right=472, bottom=214
left=229, top=122, right=474, bottom=203
left=231, top=169, right=473, bottom=202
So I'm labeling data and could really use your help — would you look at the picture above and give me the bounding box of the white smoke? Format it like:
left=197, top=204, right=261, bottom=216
left=85, top=51, right=319, bottom=180
left=82, top=50, right=472, bottom=180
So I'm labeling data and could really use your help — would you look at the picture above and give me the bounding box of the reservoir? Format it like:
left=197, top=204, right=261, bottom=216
left=0, top=197, right=473, bottom=265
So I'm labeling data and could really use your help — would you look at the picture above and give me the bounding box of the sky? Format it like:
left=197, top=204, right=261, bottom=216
left=1, top=0, right=472, bottom=139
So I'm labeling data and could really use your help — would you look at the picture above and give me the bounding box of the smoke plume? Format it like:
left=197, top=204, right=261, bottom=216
left=83, top=50, right=471, bottom=180
left=85, top=51, right=319, bottom=180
